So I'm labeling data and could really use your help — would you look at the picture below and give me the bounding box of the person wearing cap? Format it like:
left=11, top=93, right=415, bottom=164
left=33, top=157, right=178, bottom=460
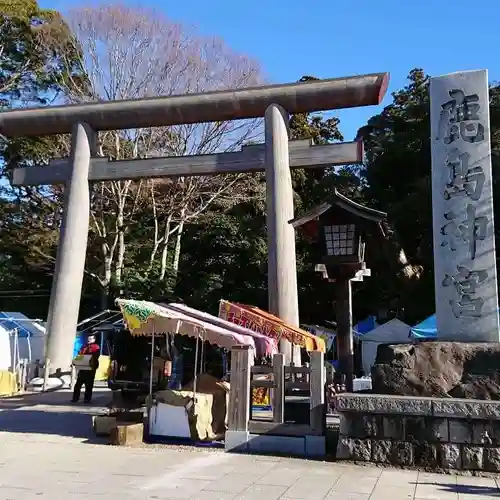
left=71, top=334, right=100, bottom=403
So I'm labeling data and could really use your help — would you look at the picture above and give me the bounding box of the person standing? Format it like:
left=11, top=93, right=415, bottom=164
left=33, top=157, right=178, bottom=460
left=71, top=334, right=100, bottom=403
left=167, top=338, right=183, bottom=390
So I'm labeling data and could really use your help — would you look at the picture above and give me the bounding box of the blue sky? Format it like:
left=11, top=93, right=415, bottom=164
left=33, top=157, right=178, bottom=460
left=42, top=0, right=499, bottom=140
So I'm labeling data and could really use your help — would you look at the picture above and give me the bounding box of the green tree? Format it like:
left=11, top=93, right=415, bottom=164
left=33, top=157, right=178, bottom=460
left=353, top=69, right=432, bottom=322
left=0, top=0, right=76, bottom=177
left=357, top=69, right=500, bottom=323
left=359, top=69, right=431, bottom=261
left=175, top=195, right=269, bottom=314
left=290, top=76, right=345, bottom=208
left=0, top=0, right=80, bottom=107
left=0, top=0, right=83, bottom=315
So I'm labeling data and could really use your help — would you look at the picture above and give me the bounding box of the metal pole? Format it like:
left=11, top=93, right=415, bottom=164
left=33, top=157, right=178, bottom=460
left=336, top=278, right=354, bottom=392
left=19, top=360, right=27, bottom=393
left=13, top=328, right=19, bottom=372
left=27, top=336, right=32, bottom=363
left=149, top=329, right=155, bottom=399
left=44, top=122, right=94, bottom=373
left=265, top=104, right=301, bottom=366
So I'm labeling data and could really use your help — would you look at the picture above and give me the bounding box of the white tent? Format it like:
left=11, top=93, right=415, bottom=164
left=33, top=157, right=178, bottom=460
left=0, top=324, right=12, bottom=370
left=360, top=318, right=411, bottom=376
left=0, top=312, right=47, bottom=369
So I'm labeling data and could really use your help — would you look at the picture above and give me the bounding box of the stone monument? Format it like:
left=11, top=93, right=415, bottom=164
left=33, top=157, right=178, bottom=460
left=430, top=69, right=499, bottom=342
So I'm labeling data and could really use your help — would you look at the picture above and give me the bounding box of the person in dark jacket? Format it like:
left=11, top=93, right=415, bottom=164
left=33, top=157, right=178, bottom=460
left=71, top=334, right=100, bottom=403
left=167, top=339, right=183, bottom=390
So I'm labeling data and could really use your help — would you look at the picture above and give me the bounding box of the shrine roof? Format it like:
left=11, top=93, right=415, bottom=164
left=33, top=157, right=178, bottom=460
left=289, top=189, right=387, bottom=229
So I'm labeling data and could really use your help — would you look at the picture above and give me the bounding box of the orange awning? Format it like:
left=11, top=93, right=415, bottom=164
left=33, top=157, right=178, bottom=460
left=218, top=300, right=325, bottom=353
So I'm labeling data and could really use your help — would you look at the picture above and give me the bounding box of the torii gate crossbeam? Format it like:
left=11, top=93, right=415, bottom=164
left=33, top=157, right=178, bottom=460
left=11, top=140, right=363, bottom=185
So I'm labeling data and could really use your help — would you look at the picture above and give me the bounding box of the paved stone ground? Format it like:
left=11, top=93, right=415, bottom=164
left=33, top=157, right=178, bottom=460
left=0, top=389, right=499, bottom=499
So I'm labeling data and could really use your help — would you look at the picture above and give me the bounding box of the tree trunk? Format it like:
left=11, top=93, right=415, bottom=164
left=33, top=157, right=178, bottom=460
left=148, top=180, right=160, bottom=271
left=114, top=181, right=131, bottom=293
left=172, top=218, right=185, bottom=282
left=149, top=242, right=159, bottom=271
left=99, top=288, right=108, bottom=310
left=101, top=250, right=113, bottom=309
left=159, top=215, right=173, bottom=281
left=115, top=213, right=125, bottom=294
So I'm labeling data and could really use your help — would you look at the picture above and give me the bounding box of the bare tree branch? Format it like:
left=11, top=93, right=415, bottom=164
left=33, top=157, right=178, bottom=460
left=45, top=3, right=266, bottom=291
left=8, top=3, right=267, bottom=302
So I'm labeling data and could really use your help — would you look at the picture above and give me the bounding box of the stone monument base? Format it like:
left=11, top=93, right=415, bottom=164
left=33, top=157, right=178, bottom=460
left=372, top=342, right=500, bottom=399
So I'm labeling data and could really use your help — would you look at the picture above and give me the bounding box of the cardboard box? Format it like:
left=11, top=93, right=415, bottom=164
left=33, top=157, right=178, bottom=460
left=73, top=354, right=92, bottom=369
left=93, top=415, right=117, bottom=436
left=110, top=422, right=144, bottom=446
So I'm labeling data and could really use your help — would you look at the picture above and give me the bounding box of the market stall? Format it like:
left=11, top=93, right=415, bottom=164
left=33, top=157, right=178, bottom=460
left=116, top=299, right=257, bottom=442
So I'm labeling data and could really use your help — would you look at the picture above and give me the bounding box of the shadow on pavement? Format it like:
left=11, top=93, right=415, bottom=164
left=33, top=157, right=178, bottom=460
left=0, top=408, right=108, bottom=443
left=434, top=483, right=500, bottom=496
left=0, top=386, right=112, bottom=443
left=0, top=387, right=111, bottom=410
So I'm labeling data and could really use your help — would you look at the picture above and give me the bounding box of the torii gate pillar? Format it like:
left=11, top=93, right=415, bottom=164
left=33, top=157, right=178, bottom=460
left=265, top=104, right=301, bottom=365
left=45, top=122, right=94, bottom=372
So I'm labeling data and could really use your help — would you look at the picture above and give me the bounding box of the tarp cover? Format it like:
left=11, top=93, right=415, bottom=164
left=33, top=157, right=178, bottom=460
left=154, top=374, right=229, bottom=441
left=0, top=312, right=45, bottom=338
left=0, top=325, right=11, bottom=370
left=410, top=314, right=437, bottom=339
left=117, top=299, right=256, bottom=352
left=410, top=311, right=500, bottom=340
left=218, top=300, right=325, bottom=353
left=166, top=303, right=277, bottom=358
left=0, top=370, right=16, bottom=396
left=353, top=315, right=377, bottom=336
left=360, top=318, right=412, bottom=375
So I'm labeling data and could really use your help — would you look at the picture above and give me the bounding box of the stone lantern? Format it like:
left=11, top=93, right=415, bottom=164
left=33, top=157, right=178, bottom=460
left=289, top=189, right=386, bottom=391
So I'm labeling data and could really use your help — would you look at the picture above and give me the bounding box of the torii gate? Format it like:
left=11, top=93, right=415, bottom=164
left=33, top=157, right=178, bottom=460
left=0, top=73, right=389, bottom=372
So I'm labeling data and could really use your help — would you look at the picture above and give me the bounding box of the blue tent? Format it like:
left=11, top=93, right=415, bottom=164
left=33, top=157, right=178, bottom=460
left=410, top=309, right=500, bottom=340
left=410, top=314, right=437, bottom=339
left=73, top=336, right=85, bottom=358
left=354, top=315, right=377, bottom=336
left=0, top=312, right=45, bottom=338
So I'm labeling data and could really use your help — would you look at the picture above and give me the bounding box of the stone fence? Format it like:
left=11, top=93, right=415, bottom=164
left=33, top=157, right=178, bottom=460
left=335, top=394, right=500, bottom=472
